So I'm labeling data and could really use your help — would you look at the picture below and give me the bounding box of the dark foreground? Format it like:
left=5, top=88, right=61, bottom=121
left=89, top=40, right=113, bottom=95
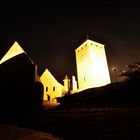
left=0, top=124, right=61, bottom=140
left=1, top=105, right=140, bottom=140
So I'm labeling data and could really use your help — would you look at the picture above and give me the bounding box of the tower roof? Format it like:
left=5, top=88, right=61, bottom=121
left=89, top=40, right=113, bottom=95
left=64, top=74, right=68, bottom=80
left=75, top=39, right=104, bottom=52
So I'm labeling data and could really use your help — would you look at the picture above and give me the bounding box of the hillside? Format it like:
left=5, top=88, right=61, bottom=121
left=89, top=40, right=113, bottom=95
left=1, top=78, right=140, bottom=140
left=57, top=78, right=140, bottom=108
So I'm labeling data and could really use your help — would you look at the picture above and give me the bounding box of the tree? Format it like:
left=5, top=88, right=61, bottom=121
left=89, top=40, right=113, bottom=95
left=119, top=62, right=140, bottom=79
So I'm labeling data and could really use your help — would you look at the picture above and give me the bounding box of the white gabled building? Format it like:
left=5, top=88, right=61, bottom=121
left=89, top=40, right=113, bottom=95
left=41, top=69, right=64, bottom=102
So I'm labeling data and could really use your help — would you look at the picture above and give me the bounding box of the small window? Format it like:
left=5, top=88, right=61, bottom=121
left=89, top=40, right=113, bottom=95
left=46, top=87, right=48, bottom=92
left=85, top=43, right=87, bottom=46
left=53, top=86, right=55, bottom=91
left=84, top=77, right=86, bottom=82
left=91, top=43, right=93, bottom=45
left=96, top=45, right=98, bottom=47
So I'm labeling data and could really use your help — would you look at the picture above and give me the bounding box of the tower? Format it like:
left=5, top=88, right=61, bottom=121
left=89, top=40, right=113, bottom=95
left=63, top=75, right=70, bottom=93
left=75, top=39, right=111, bottom=91
left=72, top=75, right=77, bottom=91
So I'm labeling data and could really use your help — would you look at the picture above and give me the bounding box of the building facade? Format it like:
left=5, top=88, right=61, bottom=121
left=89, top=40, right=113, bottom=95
left=75, top=39, right=111, bottom=91
left=41, top=69, right=64, bottom=101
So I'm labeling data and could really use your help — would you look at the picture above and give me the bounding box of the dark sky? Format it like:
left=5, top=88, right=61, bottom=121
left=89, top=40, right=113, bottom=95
left=0, top=0, right=140, bottom=83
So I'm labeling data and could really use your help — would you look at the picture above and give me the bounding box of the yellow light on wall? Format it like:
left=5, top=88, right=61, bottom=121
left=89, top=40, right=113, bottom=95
left=41, top=69, right=64, bottom=101
left=89, top=43, right=111, bottom=87
left=75, top=39, right=111, bottom=90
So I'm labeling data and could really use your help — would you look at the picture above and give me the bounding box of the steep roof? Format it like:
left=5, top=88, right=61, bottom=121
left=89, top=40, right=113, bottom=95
left=64, top=74, right=68, bottom=80
left=41, top=68, right=63, bottom=87
left=41, top=69, right=56, bottom=82
left=0, top=41, right=33, bottom=64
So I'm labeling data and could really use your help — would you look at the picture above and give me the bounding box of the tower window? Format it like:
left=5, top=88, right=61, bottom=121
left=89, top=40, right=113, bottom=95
left=84, top=77, right=86, bottom=82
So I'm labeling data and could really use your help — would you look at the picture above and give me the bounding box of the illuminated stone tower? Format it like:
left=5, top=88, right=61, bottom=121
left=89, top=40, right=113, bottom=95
left=75, top=39, right=111, bottom=91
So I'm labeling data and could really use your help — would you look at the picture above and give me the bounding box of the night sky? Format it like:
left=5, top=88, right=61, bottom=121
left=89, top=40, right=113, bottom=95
left=0, top=0, right=140, bottom=83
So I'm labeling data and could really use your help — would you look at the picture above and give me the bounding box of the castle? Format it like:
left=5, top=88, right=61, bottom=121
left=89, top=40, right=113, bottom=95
left=0, top=38, right=111, bottom=103
left=41, top=39, right=111, bottom=102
